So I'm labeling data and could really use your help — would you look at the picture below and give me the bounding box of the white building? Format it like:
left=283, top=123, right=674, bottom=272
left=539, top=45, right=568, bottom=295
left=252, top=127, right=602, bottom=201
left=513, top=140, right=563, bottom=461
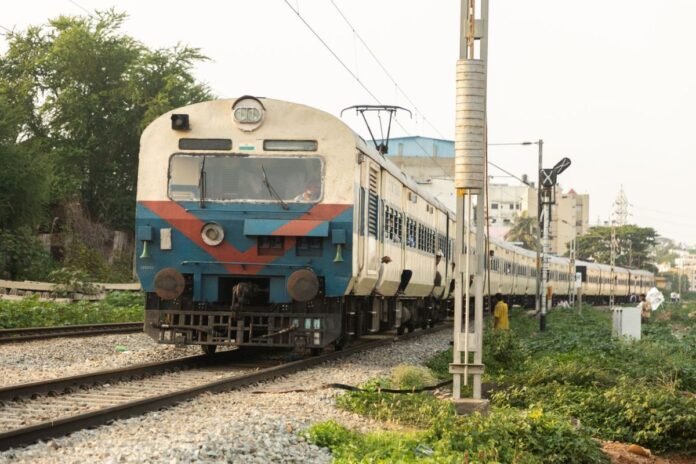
left=387, top=136, right=590, bottom=254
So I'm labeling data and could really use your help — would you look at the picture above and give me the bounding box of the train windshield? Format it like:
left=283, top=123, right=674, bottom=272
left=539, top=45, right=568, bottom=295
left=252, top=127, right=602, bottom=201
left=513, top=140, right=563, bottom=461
left=168, top=154, right=323, bottom=202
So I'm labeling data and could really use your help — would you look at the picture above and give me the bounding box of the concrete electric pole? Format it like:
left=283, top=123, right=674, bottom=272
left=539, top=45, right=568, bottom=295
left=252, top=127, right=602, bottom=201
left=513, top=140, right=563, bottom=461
left=450, top=0, right=489, bottom=414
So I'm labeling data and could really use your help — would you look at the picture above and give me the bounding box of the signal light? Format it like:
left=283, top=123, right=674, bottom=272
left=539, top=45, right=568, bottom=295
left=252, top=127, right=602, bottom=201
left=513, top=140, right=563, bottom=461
left=171, top=114, right=190, bottom=131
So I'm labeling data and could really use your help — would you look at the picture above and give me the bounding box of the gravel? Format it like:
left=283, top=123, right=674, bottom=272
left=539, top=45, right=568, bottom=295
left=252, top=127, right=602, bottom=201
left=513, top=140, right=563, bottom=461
left=0, top=334, right=201, bottom=387
left=0, top=329, right=452, bottom=463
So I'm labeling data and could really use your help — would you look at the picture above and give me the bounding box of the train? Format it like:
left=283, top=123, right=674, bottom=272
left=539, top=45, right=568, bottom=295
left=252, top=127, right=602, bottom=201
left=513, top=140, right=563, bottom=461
left=134, top=96, right=654, bottom=354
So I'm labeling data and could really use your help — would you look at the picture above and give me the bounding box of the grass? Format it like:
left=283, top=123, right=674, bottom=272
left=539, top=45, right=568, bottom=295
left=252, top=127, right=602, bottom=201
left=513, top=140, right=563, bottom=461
left=0, top=292, right=144, bottom=328
left=306, top=301, right=696, bottom=461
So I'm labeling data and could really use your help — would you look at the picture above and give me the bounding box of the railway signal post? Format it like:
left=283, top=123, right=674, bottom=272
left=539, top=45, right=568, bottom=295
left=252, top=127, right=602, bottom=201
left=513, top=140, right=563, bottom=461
left=450, top=0, right=489, bottom=414
left=539, top=158, right=572, bottom=330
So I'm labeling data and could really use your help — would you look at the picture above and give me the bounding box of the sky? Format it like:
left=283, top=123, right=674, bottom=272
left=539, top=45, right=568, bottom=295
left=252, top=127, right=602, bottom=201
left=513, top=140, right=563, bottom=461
left=2, top=0, right=695, bottom=245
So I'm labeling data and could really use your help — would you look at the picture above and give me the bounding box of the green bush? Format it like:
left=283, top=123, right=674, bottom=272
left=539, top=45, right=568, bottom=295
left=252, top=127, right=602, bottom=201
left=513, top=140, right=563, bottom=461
left=482, top=328, right=526, bottom=374
left=390, top=365, right=436, bottom=390
left=310, top=306, right=696, bottom=461
left=307, top=407, right=608, bottom=464
left=0, top=293, right=144, bottom=328
left=0, top=227, right=54, bottom=280
left=336, top=378, right=451, bottom=428
left=48, top=267, right=99, bottom=295
left=425, top=349, right=452, bottom=379
left=487, top=306, right=696, bottom=453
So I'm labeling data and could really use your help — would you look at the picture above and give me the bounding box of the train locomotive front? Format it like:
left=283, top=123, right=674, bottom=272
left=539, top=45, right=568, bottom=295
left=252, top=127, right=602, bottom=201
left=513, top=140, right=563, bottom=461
left=136, top=97, right=357, bottom=353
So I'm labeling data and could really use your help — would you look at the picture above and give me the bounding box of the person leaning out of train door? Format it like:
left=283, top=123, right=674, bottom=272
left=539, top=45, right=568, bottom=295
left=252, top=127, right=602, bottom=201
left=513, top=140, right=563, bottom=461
left=493, top=293, right=509, bottom=330
left=639, top=294, right=652, bottom=323
left=373, top=256, right=392, bottom=296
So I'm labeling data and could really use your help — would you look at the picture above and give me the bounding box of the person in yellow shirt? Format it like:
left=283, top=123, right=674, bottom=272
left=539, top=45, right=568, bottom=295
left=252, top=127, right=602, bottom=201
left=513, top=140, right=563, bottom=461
left=493, top=293, right=509, bottom=330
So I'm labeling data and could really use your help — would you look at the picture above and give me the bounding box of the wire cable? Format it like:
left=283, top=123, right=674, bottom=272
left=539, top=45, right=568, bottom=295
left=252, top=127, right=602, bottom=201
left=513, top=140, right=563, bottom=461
left=68, top=0, right=92, bottom=15
left=286, top=1, right=527, bottom=185
left=283, top=0, right=382, bottom=104
left=284, top=0, right=448, bottom=174
left=329, top=0, right=447, bottom=140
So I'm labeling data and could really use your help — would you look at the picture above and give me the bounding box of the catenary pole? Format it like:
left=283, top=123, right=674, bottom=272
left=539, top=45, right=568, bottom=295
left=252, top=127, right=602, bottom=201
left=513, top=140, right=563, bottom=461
left=451, top=0, right=489, bottom=412
left=535, top=139, right=543, bottom=315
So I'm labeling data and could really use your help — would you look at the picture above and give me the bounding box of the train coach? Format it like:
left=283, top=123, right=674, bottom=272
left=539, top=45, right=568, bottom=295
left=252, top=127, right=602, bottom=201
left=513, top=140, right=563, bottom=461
left=135, top=96, right=656, bottom=354
left=135, top=96, right=454, bottom=354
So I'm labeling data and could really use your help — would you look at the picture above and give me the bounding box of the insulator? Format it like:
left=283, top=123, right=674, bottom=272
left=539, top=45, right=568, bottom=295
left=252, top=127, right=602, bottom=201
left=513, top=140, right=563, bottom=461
left=454, top=59, right=486, bottom=191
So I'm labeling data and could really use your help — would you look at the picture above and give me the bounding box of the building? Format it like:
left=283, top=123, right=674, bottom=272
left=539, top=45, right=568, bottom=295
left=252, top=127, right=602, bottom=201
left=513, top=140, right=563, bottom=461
left=385, top=136, right=589, bottom=254
left=548, top=189, right=590, bottom=255
left=673, top=250, right=696, bottom=292
left=385, top=136, right=454, bottom=182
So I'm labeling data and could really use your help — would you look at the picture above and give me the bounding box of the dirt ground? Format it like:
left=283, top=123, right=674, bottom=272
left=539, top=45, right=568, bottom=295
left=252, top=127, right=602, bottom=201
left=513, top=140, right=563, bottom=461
left=602, top=442, right=696, bottom=464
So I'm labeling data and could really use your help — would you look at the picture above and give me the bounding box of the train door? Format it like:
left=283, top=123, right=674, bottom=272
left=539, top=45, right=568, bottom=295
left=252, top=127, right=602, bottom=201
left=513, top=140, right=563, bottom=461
left=362, top=160, right=381, bottom=276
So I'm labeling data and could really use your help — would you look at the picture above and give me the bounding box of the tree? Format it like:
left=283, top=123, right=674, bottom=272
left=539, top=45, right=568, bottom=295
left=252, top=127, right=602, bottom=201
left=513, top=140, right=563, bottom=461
left=0, top=10, right=213, bottom=231
left=575, top=225, right=658, bottom=271
left=654, top=237, right=679, bottom=267
left=504, top=211, right=538, bottom=250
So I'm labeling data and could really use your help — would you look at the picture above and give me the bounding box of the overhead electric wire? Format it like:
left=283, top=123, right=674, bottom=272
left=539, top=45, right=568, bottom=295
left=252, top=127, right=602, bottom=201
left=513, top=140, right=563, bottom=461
left=329, top=0, right=448, bottom=141
left=286, top=1, right=527, bottom=185
left=67, top=0, right=92, bottom=15
left=283, top=0, right=381, bottom=104
left=284, top=0, right=450, bottom=176
left=488, top=160, right=531, bottom=186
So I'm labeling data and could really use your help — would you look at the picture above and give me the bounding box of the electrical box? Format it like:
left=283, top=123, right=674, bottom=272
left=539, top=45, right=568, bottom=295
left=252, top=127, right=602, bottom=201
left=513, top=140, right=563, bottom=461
left=612, top=307, right=641, bottom=340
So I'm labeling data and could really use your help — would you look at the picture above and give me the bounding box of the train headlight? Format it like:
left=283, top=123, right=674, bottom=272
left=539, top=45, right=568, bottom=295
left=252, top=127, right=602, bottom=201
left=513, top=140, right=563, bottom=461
left=231, top=95, right=265, bottom=132
left=201, top=222, right=225, bottom=246
left=234, top=107, right=262, bottom=123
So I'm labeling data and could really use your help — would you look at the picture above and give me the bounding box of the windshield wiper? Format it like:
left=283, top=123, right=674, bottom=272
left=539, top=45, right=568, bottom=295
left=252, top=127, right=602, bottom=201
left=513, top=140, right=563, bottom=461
left=261, top=165, right=289, bottom=210
left=198, top=156, right=206, bottom=209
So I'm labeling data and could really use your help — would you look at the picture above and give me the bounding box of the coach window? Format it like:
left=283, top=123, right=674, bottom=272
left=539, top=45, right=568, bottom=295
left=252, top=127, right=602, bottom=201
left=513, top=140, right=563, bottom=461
left=168, top=155, right=202, bottom=200
left=406, top=218, right=416, bottom=248
left=169, top=155, right=323, bottom=203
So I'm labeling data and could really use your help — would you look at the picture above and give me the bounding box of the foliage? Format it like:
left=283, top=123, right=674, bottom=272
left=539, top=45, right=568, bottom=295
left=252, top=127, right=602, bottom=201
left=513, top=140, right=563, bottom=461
left=661, top=271, right=690, bottom=295
left=0, top=292, right=143, bottom=328
left=482, top=328, right=527, bottom=373
left=488, top=306, right=696, bottom=453
left=0, top=9, right=212, bottom=232
left=48, top=267, right=99, bottom=295
left=336, top=377, right=450, bottom=428
left=328, top=365, right=607, bottom=463
left=504, top=211, right=538, bottom=250
left=654, top=237, right=678, bottom=267
left=575, top=225, right=658, bottom=271
left=390, top=365, right=437, bottom=390
left=0, top=140, right=51, bottom=230
left=0, top=227, right=55, bottom=280
left=307, top=407, right=608, bottom=464
left=328, top=306, right=696, bottom=460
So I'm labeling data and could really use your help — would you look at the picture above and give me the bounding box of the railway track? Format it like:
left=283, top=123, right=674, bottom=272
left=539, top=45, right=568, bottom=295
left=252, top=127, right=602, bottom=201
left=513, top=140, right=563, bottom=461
left=0, top=322, right=144, bottom=344
left=0, top=324, right=448, bottom=451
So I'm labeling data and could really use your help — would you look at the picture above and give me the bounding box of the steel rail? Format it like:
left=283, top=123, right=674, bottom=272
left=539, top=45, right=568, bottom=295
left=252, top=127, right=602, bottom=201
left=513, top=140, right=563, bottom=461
left=0, top=324, right=449, bottom=451
left=0, top=350, right=253, bottom=402
left=0, top=322, right=144, bottom=344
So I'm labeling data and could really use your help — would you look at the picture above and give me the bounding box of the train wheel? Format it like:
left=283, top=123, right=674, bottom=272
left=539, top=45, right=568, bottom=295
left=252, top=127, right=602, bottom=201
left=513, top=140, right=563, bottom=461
left=310, top=348, right=323, bottom=356
left=334, top=337, right=347, bottom=351
left=397, top=325, right=406, bottom=336
left=201, top=344, right=217, bottom=355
